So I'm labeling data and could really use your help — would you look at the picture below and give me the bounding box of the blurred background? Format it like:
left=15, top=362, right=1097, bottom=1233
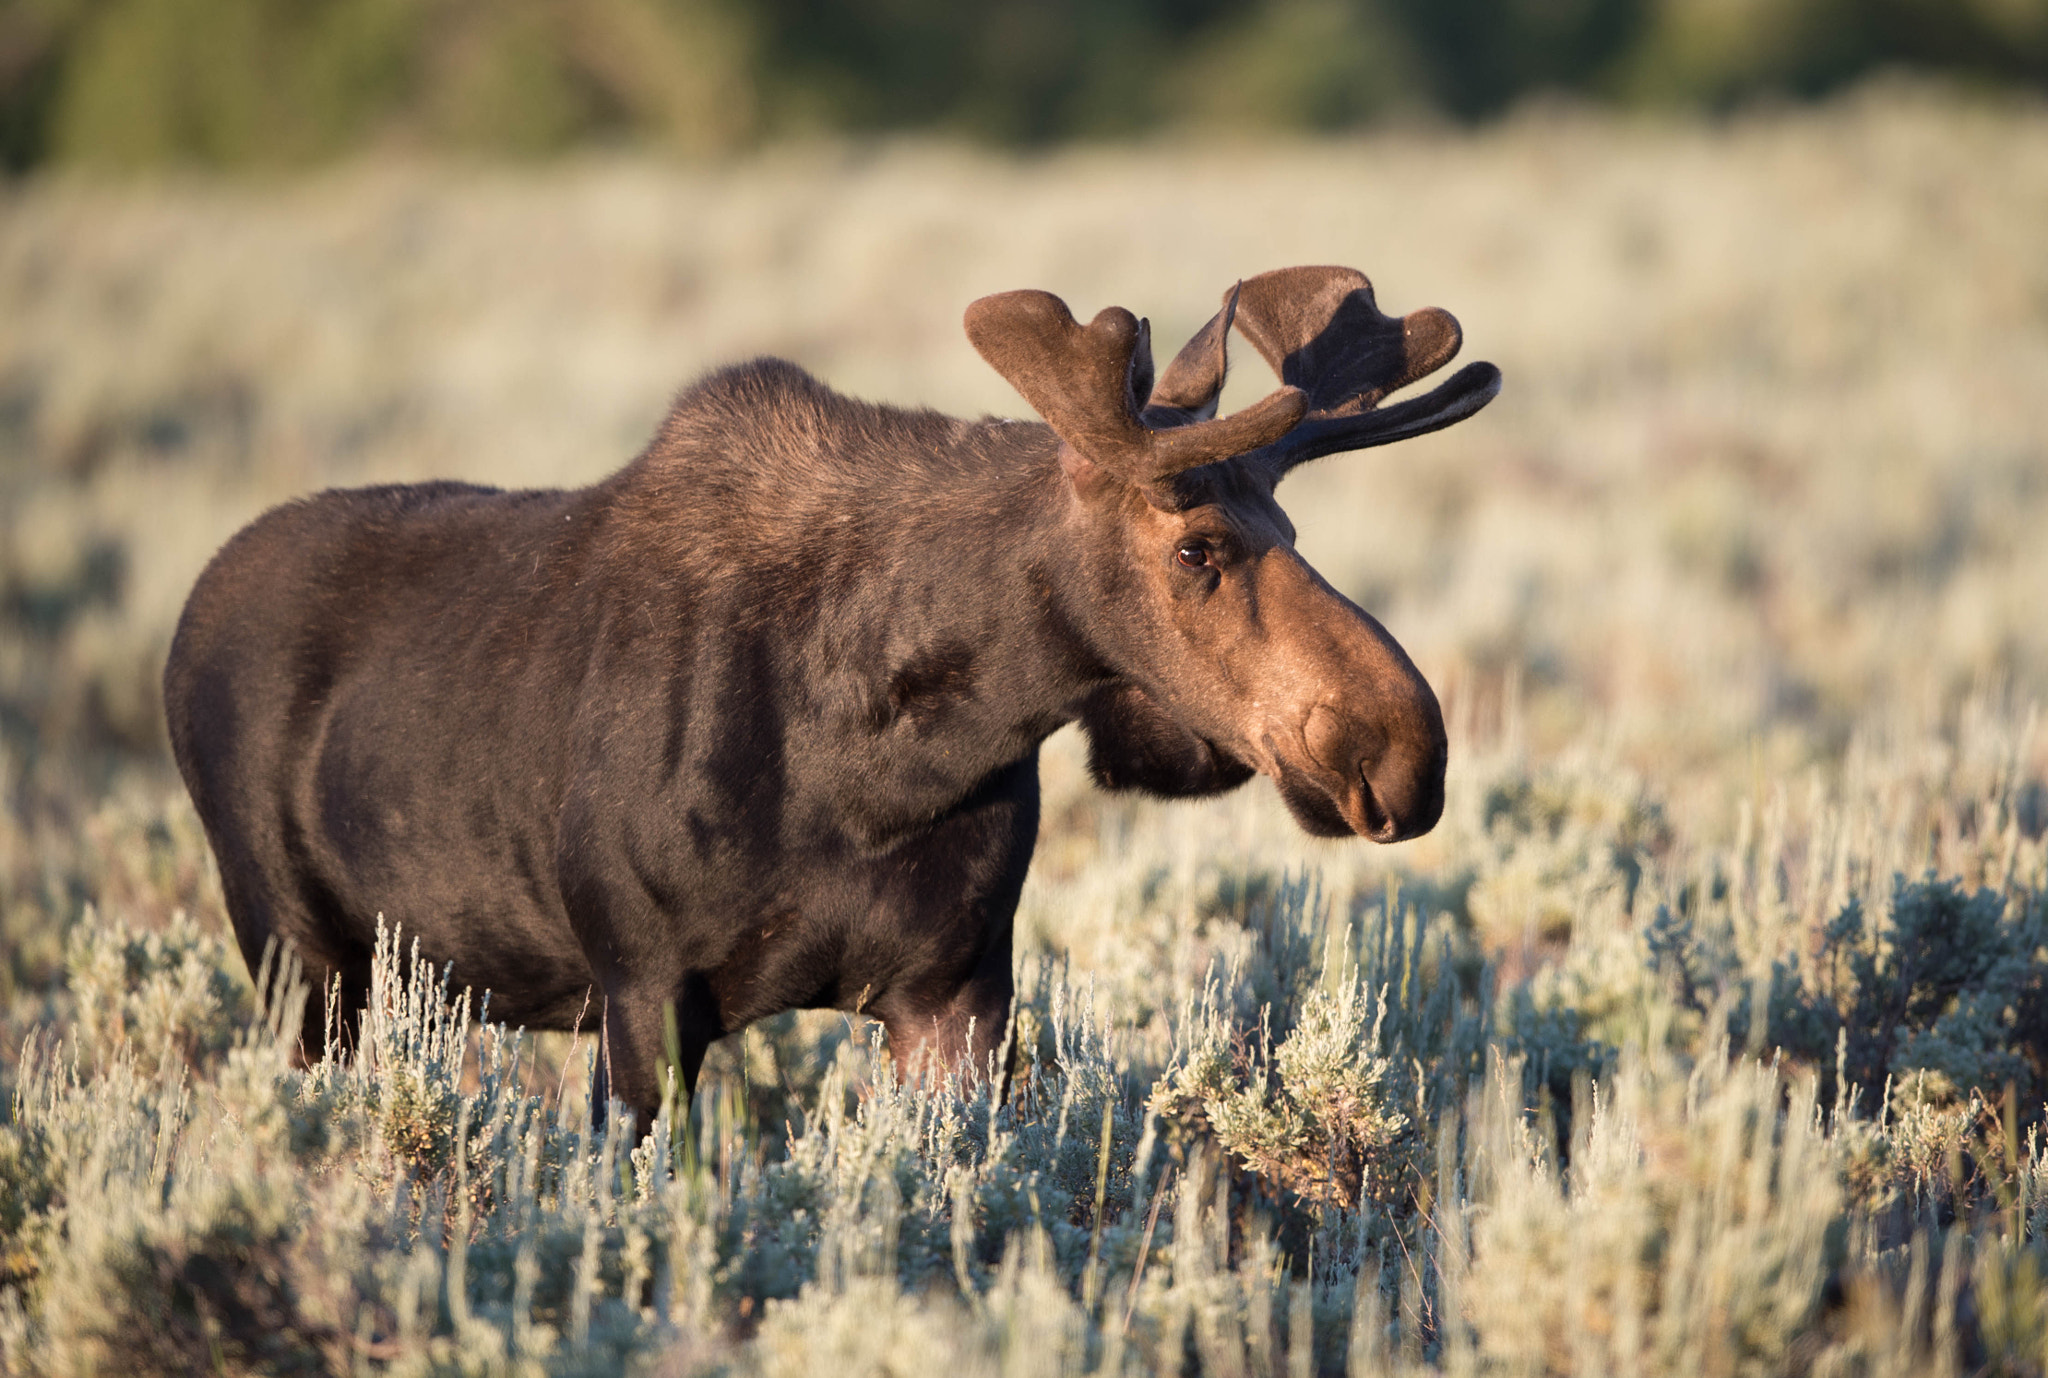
left=1, top=0, right=2045, bottom=1008
left=3, top=0, right=2048, bottom=165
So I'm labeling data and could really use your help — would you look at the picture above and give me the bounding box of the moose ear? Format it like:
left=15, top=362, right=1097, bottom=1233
left=1140, top=281, right=1240, bottom=428
left=964, top=288, right=1305, bottom=489
left=1127, top=317, right=1156, bottom=417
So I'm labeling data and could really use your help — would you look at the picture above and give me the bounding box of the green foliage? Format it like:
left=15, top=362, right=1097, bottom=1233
left=50, top=0, right=420, bottom=168
left=11, top=0, right=755, bottom=170
left=6, top=0, right=2048, bottom=167
left=0, top=1112, right=59, bottom=1296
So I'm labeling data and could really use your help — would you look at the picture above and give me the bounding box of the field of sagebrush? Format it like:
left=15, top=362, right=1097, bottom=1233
left=3, top=84, right=2048, bottom=1374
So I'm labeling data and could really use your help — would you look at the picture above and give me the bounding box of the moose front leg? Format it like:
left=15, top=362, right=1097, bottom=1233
left=861, top=754, right=1036, bottom=1092
left=874, top=962, right=1015, bottom=1089
left=592, top=975, right=720, bottom=1133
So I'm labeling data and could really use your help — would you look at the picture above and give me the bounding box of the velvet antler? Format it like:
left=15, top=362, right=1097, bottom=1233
left=1224, top=265, right=1500, bottom=479
left=965, top=288, right=1306, bottom=487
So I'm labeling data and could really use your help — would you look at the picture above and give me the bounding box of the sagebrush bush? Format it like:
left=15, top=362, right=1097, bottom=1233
left=4, top=751, right=2044, bottom=1376
left=1153, top=980, right=1413, bottom=1211
left=62, top=906, right=250, bottom=1070
left=1778, top=877, right=2048, bottom=1117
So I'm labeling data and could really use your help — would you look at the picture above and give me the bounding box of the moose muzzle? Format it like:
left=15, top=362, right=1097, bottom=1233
left=1256, top=555, right=1448, bottom=843
left=1302, top=698, right=1446, bottom=842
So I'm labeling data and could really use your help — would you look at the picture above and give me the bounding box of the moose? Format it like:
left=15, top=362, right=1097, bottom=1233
left=164, top=265, right=1499, bottom=1129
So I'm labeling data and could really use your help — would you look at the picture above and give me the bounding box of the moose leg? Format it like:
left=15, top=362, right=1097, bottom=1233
left=876, top=962, right=1014, bottom=1089
left=865, top=755, right=1036, bottom=1091
left=592, top=975, right=720, bottom=1134
left=207, top=848, right=370, bottom=1065
left=228, top=912, right=370, bottom=1067
left=560, top=809, right=722, bottom=1131
left=294, top=958, right=372, bottom=1064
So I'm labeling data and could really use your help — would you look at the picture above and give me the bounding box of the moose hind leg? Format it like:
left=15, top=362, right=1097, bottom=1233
left=222, top=896, right=371, bottom=1065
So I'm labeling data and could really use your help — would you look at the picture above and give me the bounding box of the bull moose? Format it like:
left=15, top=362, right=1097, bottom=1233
left=163, top=265, right=1499, bottom=1129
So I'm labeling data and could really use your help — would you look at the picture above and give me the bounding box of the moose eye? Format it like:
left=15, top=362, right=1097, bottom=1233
left=1175, top=541, right=1210, bottom=569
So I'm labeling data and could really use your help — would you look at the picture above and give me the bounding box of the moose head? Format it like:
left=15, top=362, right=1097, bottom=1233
left=967, top=265, right=1500, bottom=844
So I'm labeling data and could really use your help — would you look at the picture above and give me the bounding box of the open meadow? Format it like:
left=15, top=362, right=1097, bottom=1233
left=3, top=83, right=2048, bottom=1373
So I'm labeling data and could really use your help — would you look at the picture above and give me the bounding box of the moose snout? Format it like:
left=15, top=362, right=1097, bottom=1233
left=1302, top=699, right=1447, bottom=843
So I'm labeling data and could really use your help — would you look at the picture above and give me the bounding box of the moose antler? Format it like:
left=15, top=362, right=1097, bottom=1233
left=965, top=288, right=1306, bottom=486
left=1224, top=265, right=1501, bottom=478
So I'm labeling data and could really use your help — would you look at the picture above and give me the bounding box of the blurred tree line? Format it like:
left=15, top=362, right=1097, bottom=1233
left=1, top=0, right=2044, bottom=170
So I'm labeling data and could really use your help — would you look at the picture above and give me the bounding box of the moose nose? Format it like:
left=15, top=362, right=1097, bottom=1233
left=1368, top=728, right=1447, bottom=842
left=1304, top=702, right=1447, bottom=843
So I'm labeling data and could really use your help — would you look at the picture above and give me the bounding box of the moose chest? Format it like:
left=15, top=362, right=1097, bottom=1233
left=549, top=648, right=1046, bottom=1033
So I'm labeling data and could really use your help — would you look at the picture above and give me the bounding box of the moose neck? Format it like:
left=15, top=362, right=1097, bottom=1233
left=788, top=418, right=1111, bottom=841
left=609, top=363, right=1127, bottom=847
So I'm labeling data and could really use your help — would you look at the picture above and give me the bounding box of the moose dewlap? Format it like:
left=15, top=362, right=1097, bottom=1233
left=163, top=265, right=1501, bottom=1127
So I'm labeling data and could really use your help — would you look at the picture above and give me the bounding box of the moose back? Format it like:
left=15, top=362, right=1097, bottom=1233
left=164, top=265, right=1500, bottom=1127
